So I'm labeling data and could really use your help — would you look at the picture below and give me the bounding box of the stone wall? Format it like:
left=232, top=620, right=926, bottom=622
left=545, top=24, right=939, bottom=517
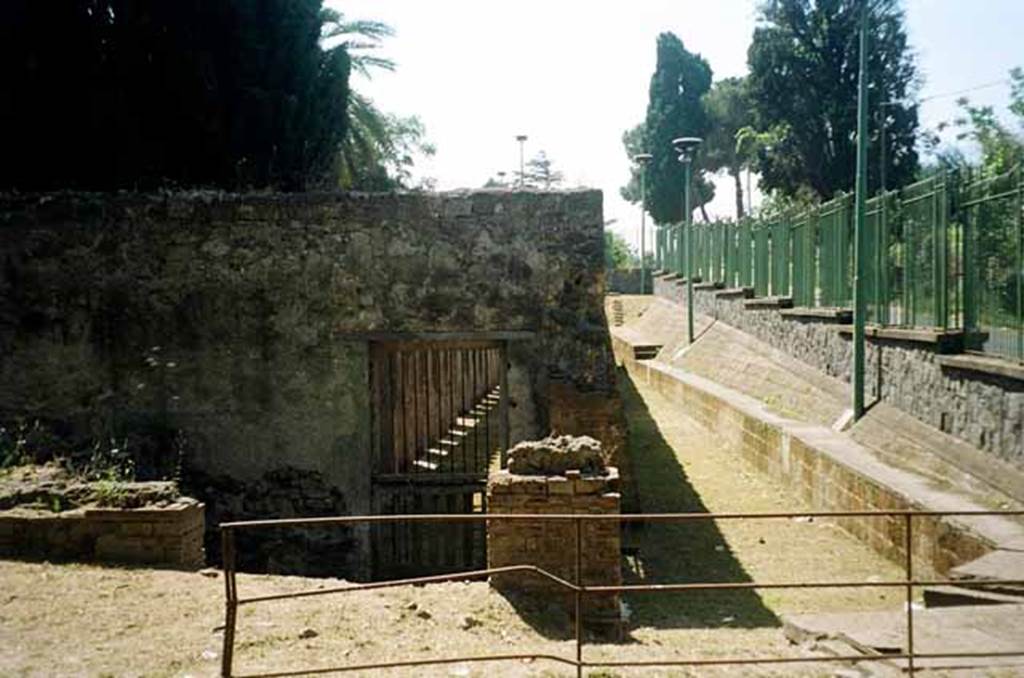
left=487, top=467, right=621, bottom=632
left=0, top=189, right=621, bottom=577
left=607, top=268, right=652, bottom=295
left=654, top=276, right=1024, bottom=470
left=613, top=339, right=995, bottom=575
left=0, top=499, right=204, bottom=568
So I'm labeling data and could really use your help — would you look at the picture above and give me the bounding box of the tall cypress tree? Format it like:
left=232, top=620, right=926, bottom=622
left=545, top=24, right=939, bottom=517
left=640, top=33, right=714, bottom=225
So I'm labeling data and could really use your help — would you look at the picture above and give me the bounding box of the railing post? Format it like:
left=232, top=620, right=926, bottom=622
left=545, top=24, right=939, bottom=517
left=574, top=516, right=583, bottom=678
left=904, top=513, right=915, bottom=677
left=221, top=527, right=238, bottom=678
left=499, top=342, right=510, bottom=467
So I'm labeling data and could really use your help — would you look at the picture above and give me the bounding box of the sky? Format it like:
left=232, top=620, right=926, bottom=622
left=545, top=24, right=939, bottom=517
left=331, top=0, right=1024, bottom=252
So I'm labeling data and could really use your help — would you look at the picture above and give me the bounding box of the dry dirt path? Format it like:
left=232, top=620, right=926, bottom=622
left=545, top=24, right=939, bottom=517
left=0, top=370, right=907, bottom=677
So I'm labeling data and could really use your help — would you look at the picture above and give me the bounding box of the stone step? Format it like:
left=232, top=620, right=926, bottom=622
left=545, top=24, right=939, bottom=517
left=924, top=585, right=1024, bottom=608
left=411, top=459, right=439, bottom=471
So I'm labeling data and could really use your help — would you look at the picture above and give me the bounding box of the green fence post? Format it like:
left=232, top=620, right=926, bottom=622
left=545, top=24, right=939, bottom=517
left=1017, top=164, right=1023, bottom=361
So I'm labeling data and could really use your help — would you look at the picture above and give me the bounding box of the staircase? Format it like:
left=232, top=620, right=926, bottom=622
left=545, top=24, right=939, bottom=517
left=414, top=386, right=503, bottom=474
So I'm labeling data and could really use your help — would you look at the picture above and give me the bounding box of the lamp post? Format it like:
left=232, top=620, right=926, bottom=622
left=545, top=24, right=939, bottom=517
left=516, top=135, right=528, bottom=188
left=633, top=153, right=653, bottom=294
left=852, top=1, right=870, bottom=421
left=673, top=136, right=702, bottom=345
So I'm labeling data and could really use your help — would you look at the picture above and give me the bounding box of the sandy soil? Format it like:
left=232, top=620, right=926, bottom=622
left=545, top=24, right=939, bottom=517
left=0, top=369, right=910, bottom=677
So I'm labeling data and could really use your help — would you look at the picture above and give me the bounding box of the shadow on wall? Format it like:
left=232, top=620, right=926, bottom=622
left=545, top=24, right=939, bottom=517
left=617, top=369, right=779, bottom=630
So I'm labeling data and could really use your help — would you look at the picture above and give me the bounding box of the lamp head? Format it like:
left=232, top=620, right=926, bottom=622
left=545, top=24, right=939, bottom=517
left=633, top=153, right=653, bottom=165
left=516, top=134, right=528, bottom=142
left=672, top=137, right=703, bottom=162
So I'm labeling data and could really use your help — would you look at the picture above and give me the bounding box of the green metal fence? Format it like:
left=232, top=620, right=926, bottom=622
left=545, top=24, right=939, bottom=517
left=651, top=164, right=1023, bottom=363
left=963, top=164, right=1023, bottom=362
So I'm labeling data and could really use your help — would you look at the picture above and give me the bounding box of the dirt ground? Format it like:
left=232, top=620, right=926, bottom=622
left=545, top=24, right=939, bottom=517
left=0, top=370, right=910, bottom=677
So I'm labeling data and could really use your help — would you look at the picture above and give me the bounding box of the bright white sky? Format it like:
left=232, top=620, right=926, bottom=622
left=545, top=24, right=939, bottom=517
left=331, top=0, right=1024, bottom=252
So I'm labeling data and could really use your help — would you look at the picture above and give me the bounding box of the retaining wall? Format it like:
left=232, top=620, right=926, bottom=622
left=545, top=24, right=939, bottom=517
left=0, top=499, right=204, bottom=568
left=654, top=276, right=1024, bottom=470
left=613, top=333, right=1000, bottom=576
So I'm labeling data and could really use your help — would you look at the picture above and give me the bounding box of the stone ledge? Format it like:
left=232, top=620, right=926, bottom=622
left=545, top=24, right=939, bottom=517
left=780, top=307, right=853, bottom=323
left=744, top=296, right=794, bottom=310
left=660, top=273, right=680, bottom=281
left=937, top=354, right=1024, bottom=383
left=836, top=326, right=971, bottom=353
left=715, top=287, right=755, bottom=300
left=693, top=281, right=724, bottom=291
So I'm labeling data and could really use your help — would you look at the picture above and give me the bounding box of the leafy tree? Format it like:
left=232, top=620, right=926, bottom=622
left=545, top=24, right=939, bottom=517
left=523, top=151, right=564, bottom=189
left=921, top=68, right=1024, bottom=176
left=604, top=230, right=637, bottom=270
left=747, top=0, right=919, bottom=198
left=631, top=33, right=715, bottom=225
left=0, top=0, right=350, bottom=191
left=950, top=69, right=1024, bottom=175
left=703, top=77, right=756, bottom=219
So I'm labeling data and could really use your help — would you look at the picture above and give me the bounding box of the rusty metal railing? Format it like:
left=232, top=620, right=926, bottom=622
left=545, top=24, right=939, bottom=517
left=219, top=509, right=1024, bottom=677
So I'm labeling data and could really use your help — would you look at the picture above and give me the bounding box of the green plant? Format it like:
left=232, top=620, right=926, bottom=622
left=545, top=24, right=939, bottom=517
left=83, top=437, right=135, bottom=483
left=0, top=421, right=33, bottom=468
left=91, top=480, right=130, bottom=508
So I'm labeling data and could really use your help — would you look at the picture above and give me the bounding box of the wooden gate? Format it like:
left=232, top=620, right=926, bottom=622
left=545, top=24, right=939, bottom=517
left=368, top=338, right=509, bottom=579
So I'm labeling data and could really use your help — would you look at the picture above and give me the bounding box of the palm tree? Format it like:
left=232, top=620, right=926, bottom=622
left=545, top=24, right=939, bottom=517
left=320, top=9, right=431, bottom=189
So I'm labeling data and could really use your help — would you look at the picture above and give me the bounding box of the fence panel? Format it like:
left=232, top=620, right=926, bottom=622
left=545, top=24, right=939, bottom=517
left=963, top=165, right=1023, bottom=361
left=897, top=175, right=953, bottom=328
left=753, top=224, right=770, bottom=297
left=790, top=209, right=815, bottom=307
left=769, top=217, right=791, bottom=297
left=817, top=196, right=852, bottom=307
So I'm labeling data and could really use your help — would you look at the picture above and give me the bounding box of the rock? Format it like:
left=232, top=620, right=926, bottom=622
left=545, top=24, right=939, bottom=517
left=298, top=628, right=318, bottom=639
left=458, top=614, right=481, bottom=630
left=506, top=434, right=606, bottom=476
left=198, top=568, right=220, bottom=578
left=405, top=602, right=418, bottom=611
left=415, top=609, right=432, bottom=620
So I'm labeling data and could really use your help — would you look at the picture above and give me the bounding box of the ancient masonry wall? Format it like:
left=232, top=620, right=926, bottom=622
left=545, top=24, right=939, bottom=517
left=0, top=190, right=623, bottom=576
left=654, top=277, right=1024, bottom=470
left=0, top=500, right=204, bottom=568
left=487, top=468, right=621, bottom=628
left=613, top=338, right=991, bottom=575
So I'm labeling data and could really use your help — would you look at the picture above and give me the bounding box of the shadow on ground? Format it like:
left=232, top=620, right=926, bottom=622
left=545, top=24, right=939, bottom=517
left=617, top=368, right=780, bottom=630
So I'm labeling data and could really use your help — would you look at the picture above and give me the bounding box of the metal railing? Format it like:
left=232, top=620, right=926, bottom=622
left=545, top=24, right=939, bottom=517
left=651, top=165, right=1023, bottom=361
left=219, top=509, right=1024, bottom=677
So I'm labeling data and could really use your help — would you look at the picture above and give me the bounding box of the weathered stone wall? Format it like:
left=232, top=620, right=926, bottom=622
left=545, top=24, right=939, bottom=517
left=0, top=500, right=204, bottom=568
left=0, top=190, right=621, bottom=576
left=607, top=268, right=652, bottom=295
left=654, top=276, right=1024, bottom=469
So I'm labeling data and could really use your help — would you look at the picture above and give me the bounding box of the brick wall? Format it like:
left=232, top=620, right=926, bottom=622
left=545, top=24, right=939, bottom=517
left=0, top=500, right=204, bottom=568
left=487, top=468, right=621, bottom=633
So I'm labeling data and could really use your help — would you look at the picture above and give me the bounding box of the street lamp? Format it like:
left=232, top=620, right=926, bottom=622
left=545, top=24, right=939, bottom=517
left=516, top=135, right=528, bottom=189
left=673, top=136, right=702, bottom=345
left=633, top=153, right=653, bottom=294
left=497, top=171, right=507, bottom=187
